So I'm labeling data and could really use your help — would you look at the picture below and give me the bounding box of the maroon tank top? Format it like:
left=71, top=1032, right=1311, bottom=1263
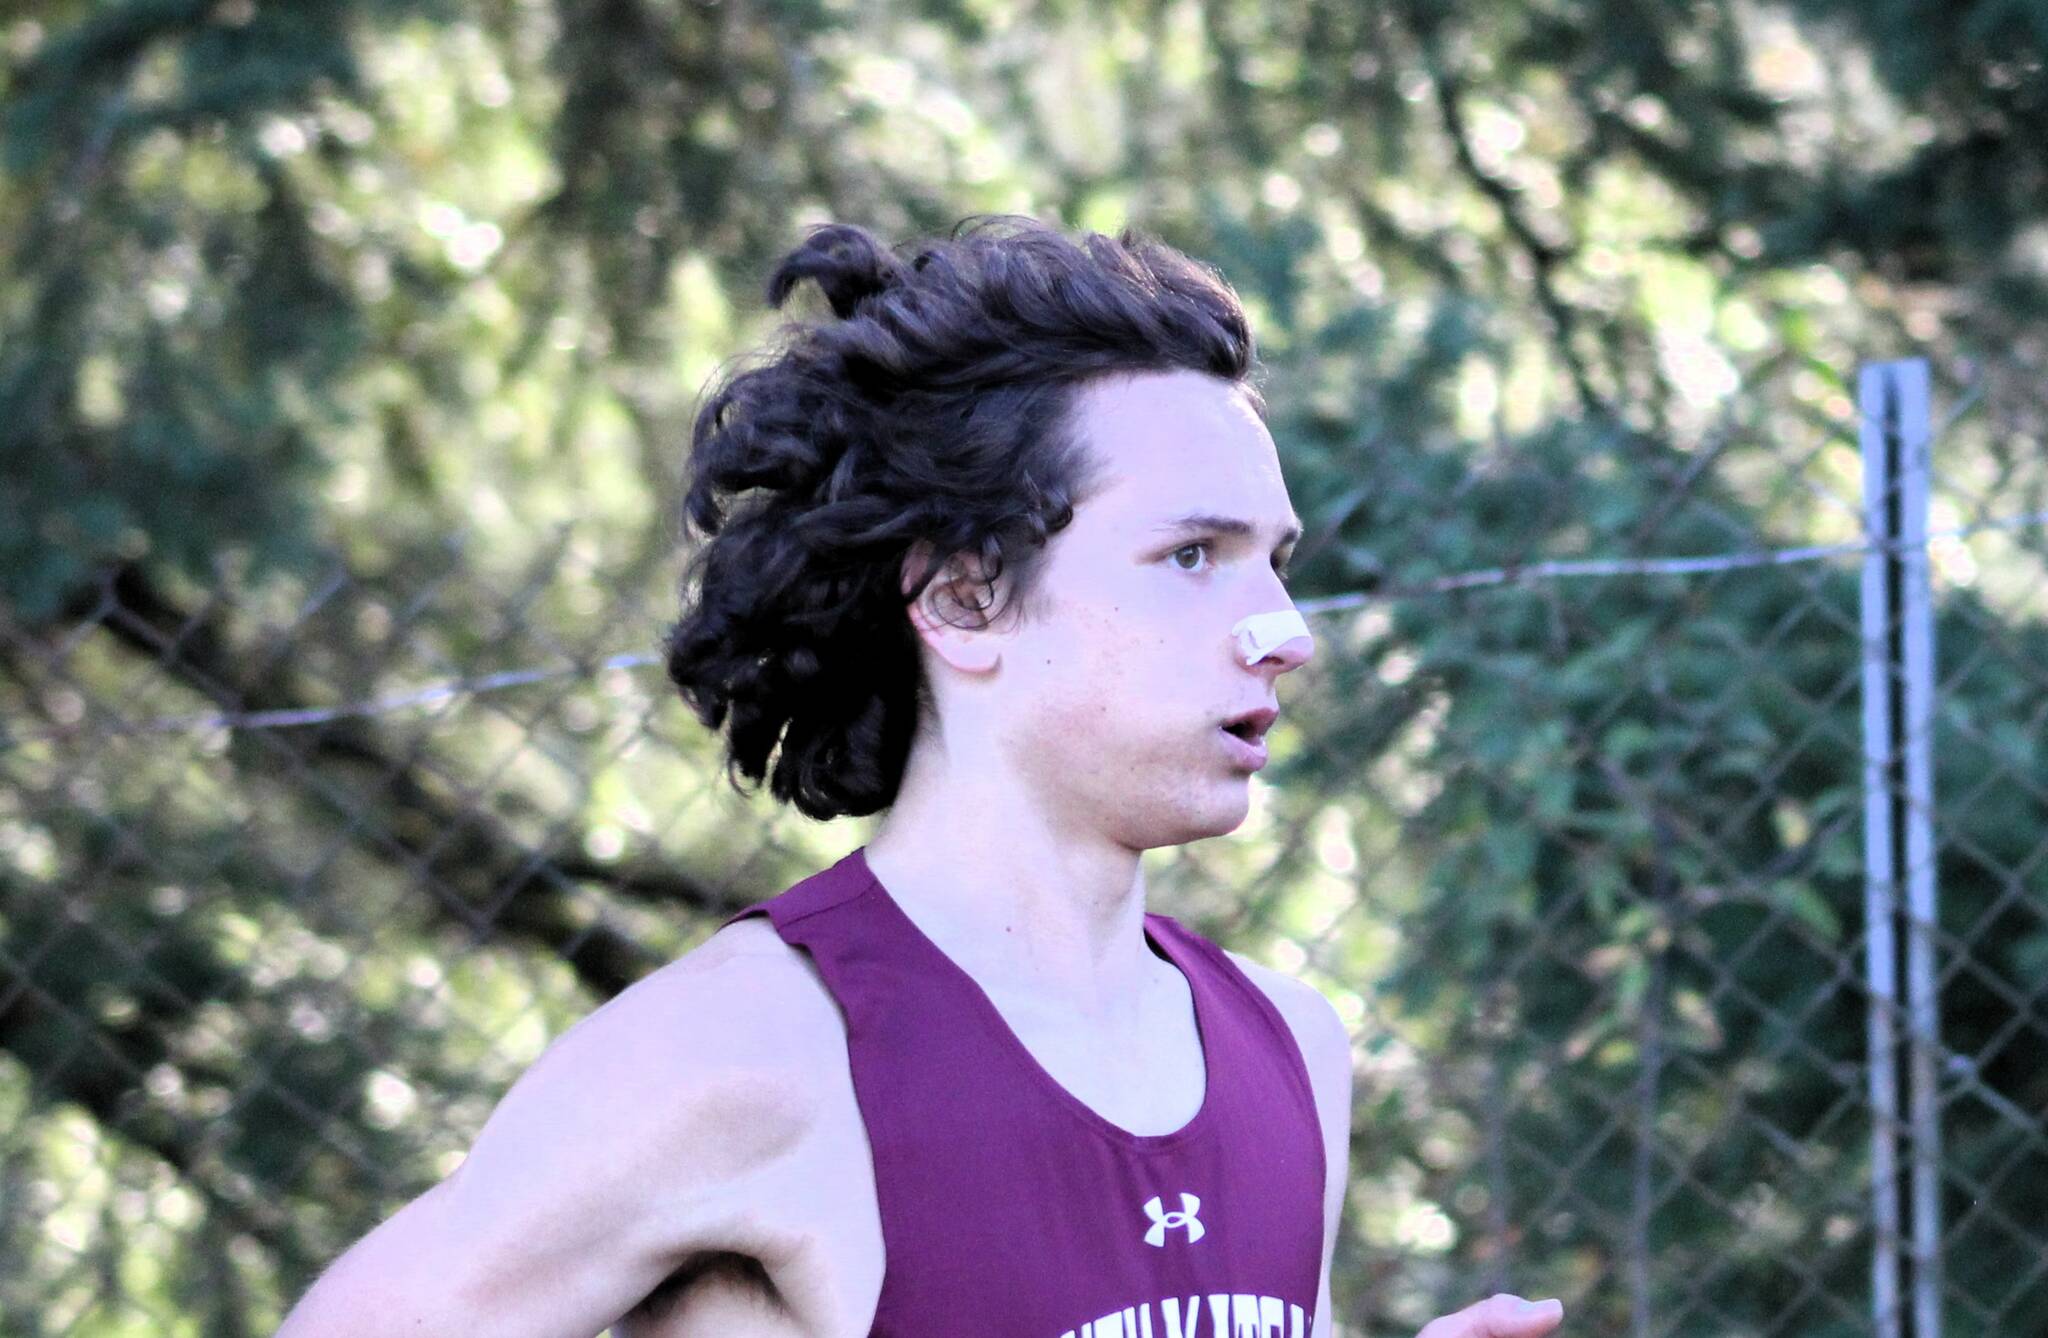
left=716, top=844, right=1325, bottom=1338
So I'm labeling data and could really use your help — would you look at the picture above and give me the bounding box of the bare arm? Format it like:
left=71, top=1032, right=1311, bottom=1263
left=274, top=936, right=817, bottom=1338
left=1301, top=989, right=1353, bottom=1338
left=1223, top=948, right=1354, bottom=1338
left=1225, top=956, right=1567, bottom=1338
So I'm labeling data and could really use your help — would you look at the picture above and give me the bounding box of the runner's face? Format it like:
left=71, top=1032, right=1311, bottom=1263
left=973, top=368, right=1312, bottom=848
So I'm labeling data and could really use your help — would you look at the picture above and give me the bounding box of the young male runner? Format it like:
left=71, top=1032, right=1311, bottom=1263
left=275, top=217, right=1566, bottom=1338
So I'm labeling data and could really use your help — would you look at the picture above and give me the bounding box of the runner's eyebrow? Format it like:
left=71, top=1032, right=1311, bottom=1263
left=1151, top=512, right=1303, bottom=548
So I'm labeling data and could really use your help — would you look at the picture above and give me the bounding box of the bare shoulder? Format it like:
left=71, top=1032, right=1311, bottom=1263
left=1221, top=945, right=1353, bottom=1110
left=1222, top=946, right=1346, bottom=1051
left=589, top=914, right=847, bottom=1113
left=557, top=914, right=833, bottom=1081
left=670, top=912, right=805, bottom=976
left=281, top=914, right=853, bottom=1337
left=589, top=915, right=876, bottom=1335
left=459, top=915, right=841, bottom=1232
left=664, top=913, right=845, bottom=1041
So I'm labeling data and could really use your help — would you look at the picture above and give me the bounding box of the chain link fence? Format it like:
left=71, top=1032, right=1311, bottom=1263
left=2, top=348, right=2044, bottom=1337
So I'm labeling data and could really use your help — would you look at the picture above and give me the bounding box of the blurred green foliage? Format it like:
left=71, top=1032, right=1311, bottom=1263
left=3, top=0, right=2046, bottom=1335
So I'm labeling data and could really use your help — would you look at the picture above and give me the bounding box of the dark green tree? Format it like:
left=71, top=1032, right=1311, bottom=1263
left=3, top=0, right=2043, bottom=1332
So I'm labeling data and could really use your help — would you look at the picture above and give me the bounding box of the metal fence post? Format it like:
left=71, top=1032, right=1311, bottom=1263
left=1858, top=356, right=1943, bottom=1338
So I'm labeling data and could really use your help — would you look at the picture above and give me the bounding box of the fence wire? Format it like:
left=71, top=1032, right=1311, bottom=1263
left=1, top=350, right=2044, bottom=1338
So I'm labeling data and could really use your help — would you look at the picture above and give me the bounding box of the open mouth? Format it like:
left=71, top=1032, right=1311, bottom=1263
left=1219, top=705, right=1278, bottom=742
left=1217, top=707, right=1276, bottom=768
left=1217, top=723, right=1269, bottom=768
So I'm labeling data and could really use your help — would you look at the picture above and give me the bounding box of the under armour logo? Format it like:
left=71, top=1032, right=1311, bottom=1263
left=1142, top=1192, right=1205, bottom=1247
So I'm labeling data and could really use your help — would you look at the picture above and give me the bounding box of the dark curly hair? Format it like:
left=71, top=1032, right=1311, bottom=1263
left=661, top=214, right=1264, bottom=821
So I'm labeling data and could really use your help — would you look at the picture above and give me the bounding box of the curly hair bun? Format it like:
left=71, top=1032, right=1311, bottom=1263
left=765, top=223, right=912, bottom=320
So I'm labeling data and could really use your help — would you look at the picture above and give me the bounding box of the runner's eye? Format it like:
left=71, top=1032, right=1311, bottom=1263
left=1171, top=542, right=1292, bottom=583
